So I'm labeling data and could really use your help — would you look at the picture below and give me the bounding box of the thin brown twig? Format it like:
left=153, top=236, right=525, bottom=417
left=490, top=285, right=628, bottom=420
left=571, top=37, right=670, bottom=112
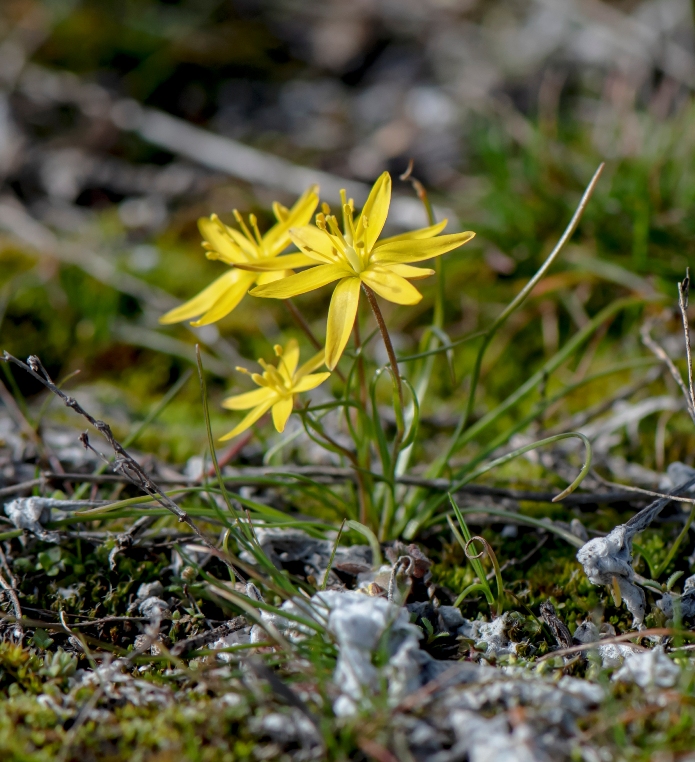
left=678, top=268, right=695, bottom=411
left=0, top=571, right=22, bottom=640
left=0, top=466, right=657, bottom=507
left=641, top=319, right=695, bottom=425
left=0, top=478, right=44, bottom=497
left=536, top=627, right=688, bottom=662
left=590, top=469, right=695, bottom=506
left=1, top=352, right=240, bottom=578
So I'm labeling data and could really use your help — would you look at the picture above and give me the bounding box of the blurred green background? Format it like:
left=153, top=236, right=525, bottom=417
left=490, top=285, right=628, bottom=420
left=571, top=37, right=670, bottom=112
left=1, top=0, right=694, bottom=467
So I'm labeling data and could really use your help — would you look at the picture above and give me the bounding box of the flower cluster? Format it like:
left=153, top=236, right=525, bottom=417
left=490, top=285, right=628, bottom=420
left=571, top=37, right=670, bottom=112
left=162, top=172, right=474, bottom=440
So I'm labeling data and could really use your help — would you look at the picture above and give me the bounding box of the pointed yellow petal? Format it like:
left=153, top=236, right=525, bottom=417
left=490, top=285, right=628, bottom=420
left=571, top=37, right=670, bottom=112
left=271, top=396, right=294, bottom=433
left=381, top=263, right=435, bottom=280
left=191, top=271, right=257, bottom=326
left=279, top=338, right=300, bottom=379
left=225, top=226, right=260, bottom=259
left=222, top=387, right=274, bottom=410
left=293, top=371, right=331, bottom=393
left=377, top=219, right=448, bottom=246
left=361, top=269, right=423, bottom=305
left=272, top=201, right=290, bottom=222
left=355, top=171, right=391, bottom=253
left=296, top=351, right=326, bottom=379
left=219, top=398, right=275, bottom=441
left=371, top=231, right=475, bottom=264
left=284, top=185, right=320, bottom=226
left=264, top=185, right=319, bottom=254
left=234, top=253, right=317, bottom=271
left=198, top=216, right=250, bottom=264
left=159, top=270, right=241, bottom=325
left=325, top=277, right=361, bottom=370
left=256, top=270, right=293, bottom=285
left=250, top=264, right=348, bottom=299
left=289, top=226, right=339, bottom=264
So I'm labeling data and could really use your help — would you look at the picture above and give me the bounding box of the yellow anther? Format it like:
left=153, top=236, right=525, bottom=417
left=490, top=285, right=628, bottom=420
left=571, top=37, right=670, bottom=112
left=248, top=214, right=263, bottom=246
left=321, top=202, right=331, bottom=215
left=235, top=366, right=250, bottom=374
left=205, top=251, right=220, bottom=260
left=251, top=373, right=268, bottom=387
left=233, top=209, right=255, bottom=244
left=274, top=344, right=283, bottom=356
left=316, top=213, right=327, bottom=230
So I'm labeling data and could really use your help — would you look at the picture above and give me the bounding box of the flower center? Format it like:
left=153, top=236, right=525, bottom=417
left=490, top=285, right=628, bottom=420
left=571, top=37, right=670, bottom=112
left=343, top=244, right=362, bottom=273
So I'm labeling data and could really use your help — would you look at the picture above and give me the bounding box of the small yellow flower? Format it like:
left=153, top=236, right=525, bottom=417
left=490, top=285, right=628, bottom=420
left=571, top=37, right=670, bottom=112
left=239, top=172, right=475, bottom=368
left=220, top=339, right=330, bottom=441
left=159, top=186, right=319, bottom=327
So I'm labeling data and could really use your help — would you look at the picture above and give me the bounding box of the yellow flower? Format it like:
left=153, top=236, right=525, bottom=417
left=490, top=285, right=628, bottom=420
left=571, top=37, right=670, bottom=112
left=240, top=172, right=475, bottom=368
left=159, top=186, right=319, bottom=327
left=220, top=339, right=330, bottom=441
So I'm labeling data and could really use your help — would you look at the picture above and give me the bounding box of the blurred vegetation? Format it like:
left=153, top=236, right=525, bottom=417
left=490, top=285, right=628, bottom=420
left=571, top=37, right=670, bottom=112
left=2, top=0, right=695, bottom=760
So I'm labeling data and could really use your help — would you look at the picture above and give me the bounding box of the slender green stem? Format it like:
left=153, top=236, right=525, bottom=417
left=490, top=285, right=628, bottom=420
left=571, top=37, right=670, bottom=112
left=286, top=298, right=322, bottom=351
left=363, top=283, right=404, bottom=409
left=426, top=295, right=657, bottom=483
left=452, top=163, right=604, bottom=457
left=406, top=431, right=592, bottom=538
left=321, top=519, right=346, bottom=590
left=352, top=313, right=367, bottom=407
left=654, top=505, right=695, bottom=579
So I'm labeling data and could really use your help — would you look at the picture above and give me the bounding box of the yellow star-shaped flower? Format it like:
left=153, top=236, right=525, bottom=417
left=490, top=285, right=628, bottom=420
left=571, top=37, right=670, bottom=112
left=238, top=172, right=475, bottom=368
left=159, top=186, right=319, bottom=327
left=220, top=339, right=330, bottom=441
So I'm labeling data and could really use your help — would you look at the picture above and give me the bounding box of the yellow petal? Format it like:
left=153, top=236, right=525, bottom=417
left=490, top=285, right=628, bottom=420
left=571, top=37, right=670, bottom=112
left=382, top=263, right=435, bottom=280
left=234, top=253, right=317, bottom=271
left=191, top=271, right=257, bottom=326
left=325, top=277, right=361, bottom=370
left=250, top=264, right=348, bottom=299
left=159, top=269, right=242, bottom=325
left=198, top=216, right=251, bottom=264
left=264, top=185, right=319, bottom=254
left=222, top=387, right=274, bottom=410
left=361, top=269, right=423, bottom=305
left=295, top=350, right=326, bottom=379
left=289, top=226, right=340, bottom=264
left=256, top=270, right=293, bottom=285
left=371, top=231, right=475, bottom=264
left=355, top=171, right=391, bottom=253
left=377, top=219, right=448, bottom=246
left=271, top=396, right=294, bottom=432
left=279, top=338, right=300, bottom=380
left=272, top=201, right=290, bottom=222
left=293, top=371, right=331, bottom=393
left=219, top=398, right=275, bottom=441
left=225, top=226, right=260, bottom=259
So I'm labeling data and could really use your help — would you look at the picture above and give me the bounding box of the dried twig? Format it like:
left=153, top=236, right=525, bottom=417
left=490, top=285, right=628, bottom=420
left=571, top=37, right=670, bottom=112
left=108, top=515, right=157, bottom=570
left=0, top=552, right=22, bottom=640
left=1, top=352, right=241, bottom=578
left=536, top=627, right=687, bottom=662
left=539, top=601, right=573, bottom=649
left=169, top=616, right=247, bottom=656
left=590, top=470, right=695, bottom=506
left=641, top=318, right=695, bottom=425
left=19, top=466, right=655, bottom=506
left=678, top=269, right=695, bottom=412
